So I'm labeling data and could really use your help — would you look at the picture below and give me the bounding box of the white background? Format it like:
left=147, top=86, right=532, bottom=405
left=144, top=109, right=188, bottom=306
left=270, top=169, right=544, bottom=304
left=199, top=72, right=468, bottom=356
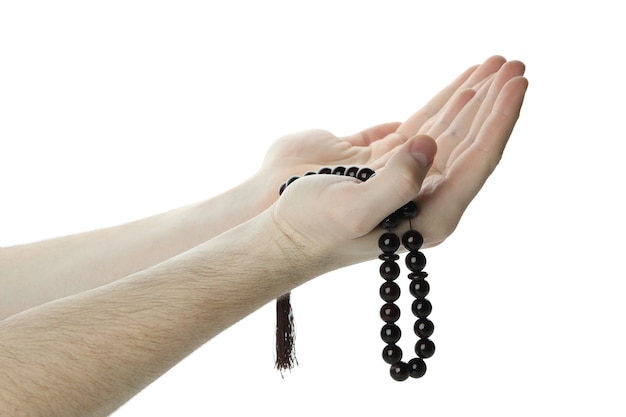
left=1, top=1, right=624, bottom=416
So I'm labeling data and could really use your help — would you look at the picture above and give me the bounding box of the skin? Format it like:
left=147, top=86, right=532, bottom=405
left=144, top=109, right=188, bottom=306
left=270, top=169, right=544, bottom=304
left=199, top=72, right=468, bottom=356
left=0, top=56, right=528, bottom=416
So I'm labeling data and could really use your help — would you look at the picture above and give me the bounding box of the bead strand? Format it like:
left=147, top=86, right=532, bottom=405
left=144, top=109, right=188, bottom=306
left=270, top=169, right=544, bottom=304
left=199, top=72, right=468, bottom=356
left=378, top=201, right=435, bottom=381
left=278, top=166, right=375, bottom=196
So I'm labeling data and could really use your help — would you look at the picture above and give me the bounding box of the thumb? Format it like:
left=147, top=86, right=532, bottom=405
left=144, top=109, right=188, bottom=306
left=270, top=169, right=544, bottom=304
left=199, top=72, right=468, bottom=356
left=356, top=135, right=436, bottom=230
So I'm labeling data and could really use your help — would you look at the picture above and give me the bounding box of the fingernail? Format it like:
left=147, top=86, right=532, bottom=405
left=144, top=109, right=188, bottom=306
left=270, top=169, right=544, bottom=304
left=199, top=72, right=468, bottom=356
left=410, top=137, right=436, bottom=167
left=411, top=150, right=430, bottom=167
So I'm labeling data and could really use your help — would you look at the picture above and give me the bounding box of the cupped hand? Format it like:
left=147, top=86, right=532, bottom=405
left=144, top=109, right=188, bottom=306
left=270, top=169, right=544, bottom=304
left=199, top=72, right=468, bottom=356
left=270, top=56, right=528, bottom=272
left=404, top=59, right=528, bottom=246
left=257, top=55, right=511, bottom=211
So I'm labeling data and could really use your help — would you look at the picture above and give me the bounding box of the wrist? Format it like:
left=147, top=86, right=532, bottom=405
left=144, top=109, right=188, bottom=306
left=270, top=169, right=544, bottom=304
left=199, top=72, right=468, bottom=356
left=182, top=175, right=268, bottom=243
left=195, top=209, right=323, bottom=305
left=269, top=212, right=331, bottom=287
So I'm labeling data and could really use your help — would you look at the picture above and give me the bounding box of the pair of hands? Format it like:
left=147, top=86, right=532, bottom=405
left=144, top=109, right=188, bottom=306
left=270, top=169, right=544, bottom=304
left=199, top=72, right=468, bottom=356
left=259, top=56, right=528, bottom=269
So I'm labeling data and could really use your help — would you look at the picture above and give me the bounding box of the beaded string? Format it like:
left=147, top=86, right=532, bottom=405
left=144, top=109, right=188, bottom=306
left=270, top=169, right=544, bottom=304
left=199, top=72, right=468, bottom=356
left=277, top=166, right=434, bottom=380
left=379, top=203, right=435, bottom=381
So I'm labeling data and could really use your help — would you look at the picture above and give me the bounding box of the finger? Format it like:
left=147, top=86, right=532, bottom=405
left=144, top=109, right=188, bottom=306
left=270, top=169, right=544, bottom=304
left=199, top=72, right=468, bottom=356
left=360, top=130, right=419, bottom=173
left=425, top=88, right=477, bottom=145
left=341, top=122, right=402, bottom=146
left=430, top=77, right=495, bottom=172
left=438, top=76, right=529, bottom=219
left=395, top=63, right=478, bottom=138
left=396, top=55, right=506, bottom=139
left=348, top=135, right=437, bottom=236
left=370, top=58, right=500, bottom=159
left=471, top=72, right=496, bottom=91
left=441, top=58, right=516, bottom=142
left=436, top=60, right=526, bottom=171
left=464, top=60, right=526, bottom=144
left=460, top=55, right=507, bottom=89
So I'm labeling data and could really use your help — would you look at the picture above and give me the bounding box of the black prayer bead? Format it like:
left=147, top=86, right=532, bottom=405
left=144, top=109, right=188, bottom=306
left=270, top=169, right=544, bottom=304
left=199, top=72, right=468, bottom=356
left=409, top=278, right=430, bottom=298
left=382, top=344, right=403, bottom=364
left=380, top=212, right=399, bottom=229
left=286, top=176, right=299, bottom=186
left=356, top=167, right=375, bottom=181
left=408, top=271, right=429, bottom=279
left=379, top=261, right=400, bottom=280
left=304, top=171, right=317, bottom=176
left=408, top=358, right=427, bottom=378
left=279, top=183, right=287, bottom=195
left=397, top=201, right=418, bottom=219
left=406, top=250, right=426, bottom=272
left=318, top=167, right=332, bottom=174
left=390, top=361, right=410, bottom=381
left=411, top=298, right=432, bottom=318
left=379, top=281, right=401, bottom=302
left=378, top=233, right=400, bottom=254
left=414, top=318, right=435, bottom=338
left=402, top=230, right=424, bottom=251
left=345, top=166, right=359, bottom=177
left=332, top=166, right=346, bottom=175
left=415, top=338, right=435, bottom=359
left=380, top=303, right=401, bottom=323
left=380, top=324, right=402, bottom=344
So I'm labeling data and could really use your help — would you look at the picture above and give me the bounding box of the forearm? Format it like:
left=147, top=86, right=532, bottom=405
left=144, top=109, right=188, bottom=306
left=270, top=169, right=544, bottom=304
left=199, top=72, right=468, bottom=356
left=0, top=131, right=458, bottom=416
left=0, top=176, right=267, bottom=319
left=0, top=209, right=309, bottom=417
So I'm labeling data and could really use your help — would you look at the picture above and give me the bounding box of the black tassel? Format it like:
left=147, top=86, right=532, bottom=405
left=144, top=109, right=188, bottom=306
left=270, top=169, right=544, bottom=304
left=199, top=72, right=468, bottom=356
left=275, top=292, right=297, bottom=375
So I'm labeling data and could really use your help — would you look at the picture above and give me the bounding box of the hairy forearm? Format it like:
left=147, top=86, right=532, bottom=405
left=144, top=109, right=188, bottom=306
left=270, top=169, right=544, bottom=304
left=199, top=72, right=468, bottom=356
left=0, top=176, right=267, bottom=319
left=0, top=210, right=309, bottom=417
